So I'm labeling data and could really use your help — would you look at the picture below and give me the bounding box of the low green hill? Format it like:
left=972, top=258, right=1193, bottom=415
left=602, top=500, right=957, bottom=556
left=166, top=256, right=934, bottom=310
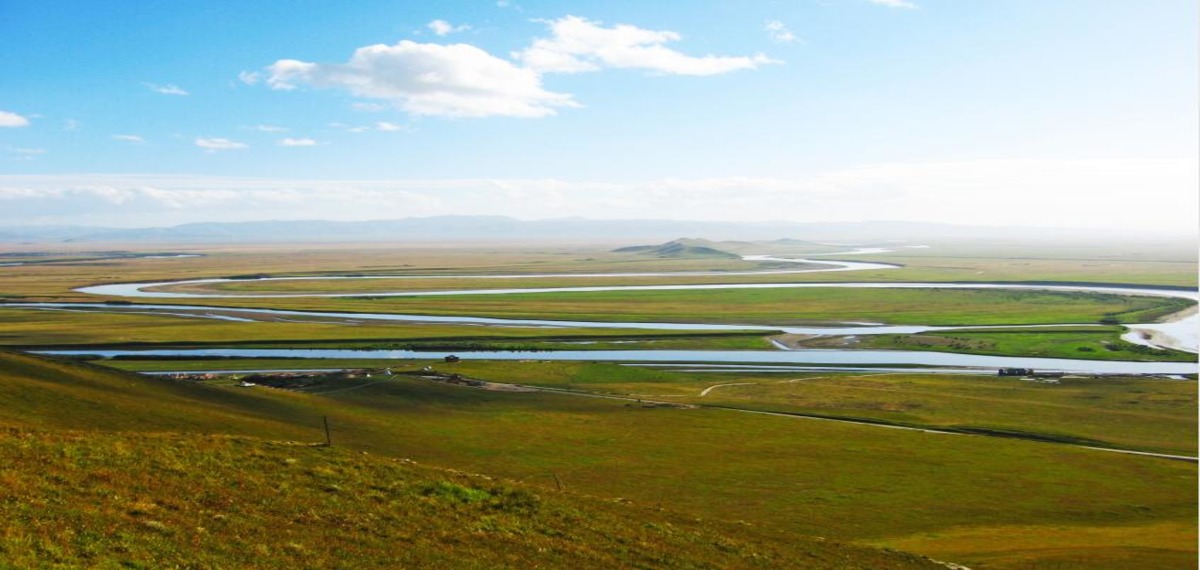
left=612, top=239, right=740, bottom=259
left=0, top=351, right=940, bottom=569
left=0, top=350, right=311, bottom=439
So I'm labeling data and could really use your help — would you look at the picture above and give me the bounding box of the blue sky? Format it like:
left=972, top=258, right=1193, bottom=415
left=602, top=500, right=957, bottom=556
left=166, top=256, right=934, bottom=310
left=0, top=0, right=1196, bottom=232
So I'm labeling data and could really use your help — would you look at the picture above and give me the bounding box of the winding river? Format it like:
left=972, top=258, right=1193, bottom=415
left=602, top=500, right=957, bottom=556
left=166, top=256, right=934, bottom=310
left=14, top=247, right=1199, bottom=374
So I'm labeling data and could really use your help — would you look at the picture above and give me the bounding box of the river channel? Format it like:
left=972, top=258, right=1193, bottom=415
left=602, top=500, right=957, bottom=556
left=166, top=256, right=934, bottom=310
left=40, top=347, right=1196, bottom=375
left=13, top=248, right=1199, bottom=374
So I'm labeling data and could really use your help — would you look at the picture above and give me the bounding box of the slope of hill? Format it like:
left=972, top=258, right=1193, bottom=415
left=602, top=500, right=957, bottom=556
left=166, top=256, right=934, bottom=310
left=612, top=239, right=741, bottom=259
left=0, top=350, right=312, bottom=439
left=1, top=430, right=945, bottom=569
left=0, top=351, right=941, bottom=569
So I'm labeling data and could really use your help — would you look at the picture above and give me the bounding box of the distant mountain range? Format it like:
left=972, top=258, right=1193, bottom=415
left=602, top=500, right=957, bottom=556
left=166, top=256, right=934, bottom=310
left=0, top=216, right=1185, bottom=244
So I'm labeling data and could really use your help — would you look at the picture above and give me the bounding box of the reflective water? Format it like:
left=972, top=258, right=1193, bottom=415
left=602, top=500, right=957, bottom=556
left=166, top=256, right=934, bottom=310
left=8, top=245, right=1195, bottom=373
left=40, top=347, right=1196, bottom=375
left=75, top=250, right=900, bottom=299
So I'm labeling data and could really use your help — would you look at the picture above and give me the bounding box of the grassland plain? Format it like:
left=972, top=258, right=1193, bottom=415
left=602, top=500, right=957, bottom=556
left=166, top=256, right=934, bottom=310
left=0, top=240, right=1196, bottom=304
left=2, top=242, right=1195, bottom=360
left=386, top=360, right=1199, bottom=456
left=176, top=287, right=1191, bottom=327
left=1, top=303, right=1190, bottom=361
left=0, top=306, right=767, bottom=349
left=135, top=242, right=1200, bottom=294
left=14, top=352, right=1195, bottom=569
left=2, top=241, right=1197, bottom=568
left=4, top=305, right=1195, bottom=365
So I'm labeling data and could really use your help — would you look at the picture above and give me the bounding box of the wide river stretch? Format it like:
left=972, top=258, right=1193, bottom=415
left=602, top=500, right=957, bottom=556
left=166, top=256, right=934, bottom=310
left=21, top=247, right=1200, bottom=375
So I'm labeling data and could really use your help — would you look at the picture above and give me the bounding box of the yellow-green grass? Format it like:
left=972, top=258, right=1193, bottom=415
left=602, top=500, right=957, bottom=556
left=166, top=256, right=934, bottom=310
left=2, top=352, right=1195, bottom=569
left=0, top=350, right=934, bottom=568
left=0, top=350, right=314, bottom=439
left=869, top=521, right=1196, bottom=570
left=155, top=272, right=853, bottom=295
left=840, top=328, right=1196, bottom=362
left=174, top=287, right=1193, bottom=327
left=397, top=361, right=1199, bottom=456
left=846, top=255, right=1198, bottom=288
left=0, top=306, right=766, bottom=348
left=84, top=356, right=1200, bottom=455
left=229, top=372, right=1200, bottom=569
left=2, top=242, right=1195, bottom=305
left=138, top=247, right=1199, bottom=295
left=0, top=243, right=768, bottom=301
left=2, top=305, right=1189, bottom=361
left=1, top=429, right=947, bottom=569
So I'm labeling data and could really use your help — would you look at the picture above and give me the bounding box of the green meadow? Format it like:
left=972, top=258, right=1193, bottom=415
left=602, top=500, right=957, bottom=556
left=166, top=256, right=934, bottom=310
left=4, top=352, right=1194, bottom=569
left=379, top=360, right=1199, bottom=456
left=107, top=357, right=1197, bottom=455
left=831, top=326, right=1196, bottom=362
left=1, top=304, right=1190, bottom=362
left=1, top=241, right=1195, bottom=305
left=4, top=352, right=945, bottom=569
left=0, top=305, right=765, bottom=348
left=1, top=241, right=1196, bottom=569
left=213, top=286, right=1192, bottom=327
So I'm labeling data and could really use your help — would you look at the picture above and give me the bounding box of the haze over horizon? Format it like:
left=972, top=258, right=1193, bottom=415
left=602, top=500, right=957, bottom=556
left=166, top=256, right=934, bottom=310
left=1, top=1, right=1195, bottom=233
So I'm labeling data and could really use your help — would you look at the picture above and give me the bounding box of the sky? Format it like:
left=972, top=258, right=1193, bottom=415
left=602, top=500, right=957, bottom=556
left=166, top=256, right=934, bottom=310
left=0, top=0, right=1196, bottom=233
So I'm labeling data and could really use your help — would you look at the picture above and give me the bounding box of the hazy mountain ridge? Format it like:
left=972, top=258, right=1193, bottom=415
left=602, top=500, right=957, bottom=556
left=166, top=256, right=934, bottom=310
left=0, top=216, right=1187, bottom=244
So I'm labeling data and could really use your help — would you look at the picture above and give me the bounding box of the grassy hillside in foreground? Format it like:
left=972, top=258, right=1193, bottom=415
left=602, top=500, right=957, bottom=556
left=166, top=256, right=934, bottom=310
left=0, top=430, right=943, bottom=569
left=3, top=351, right=1196, bottom=569
left=0, top=351, right=939, bottom=569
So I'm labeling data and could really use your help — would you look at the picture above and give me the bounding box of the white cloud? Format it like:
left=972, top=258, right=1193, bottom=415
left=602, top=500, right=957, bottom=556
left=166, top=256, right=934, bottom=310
left=143, top=82, right=190, bottom=95
left=328, top=122, right=405, bottom=132
left=62, top=119, right=81, bottom=131
left=1, top=158, right=1192, bottom=232
left=6, top=148, right=45, bottom=161
left=237, top=71, right=261, bottom=85
left=0, top=110, right=30, bottom=127
left=515, top=16, right=778, bottom=75
left=253, top=17, right=776, bottom=118
left=869, top=0, right=919, bottom=9
left=428, top=19, right=471, bottom=36
left=764, top=20, right=798, bottom=44
left=112, top=134, right=145, bottom=144
left=194, top=137, right=248, bottom=151
left=252, top=124, right=288, bottom=132
left=351, top=102, right=388, bottom=112
left=262, top=40, right=577, bottom=117
left=279, top=137, right=319, bottom=146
